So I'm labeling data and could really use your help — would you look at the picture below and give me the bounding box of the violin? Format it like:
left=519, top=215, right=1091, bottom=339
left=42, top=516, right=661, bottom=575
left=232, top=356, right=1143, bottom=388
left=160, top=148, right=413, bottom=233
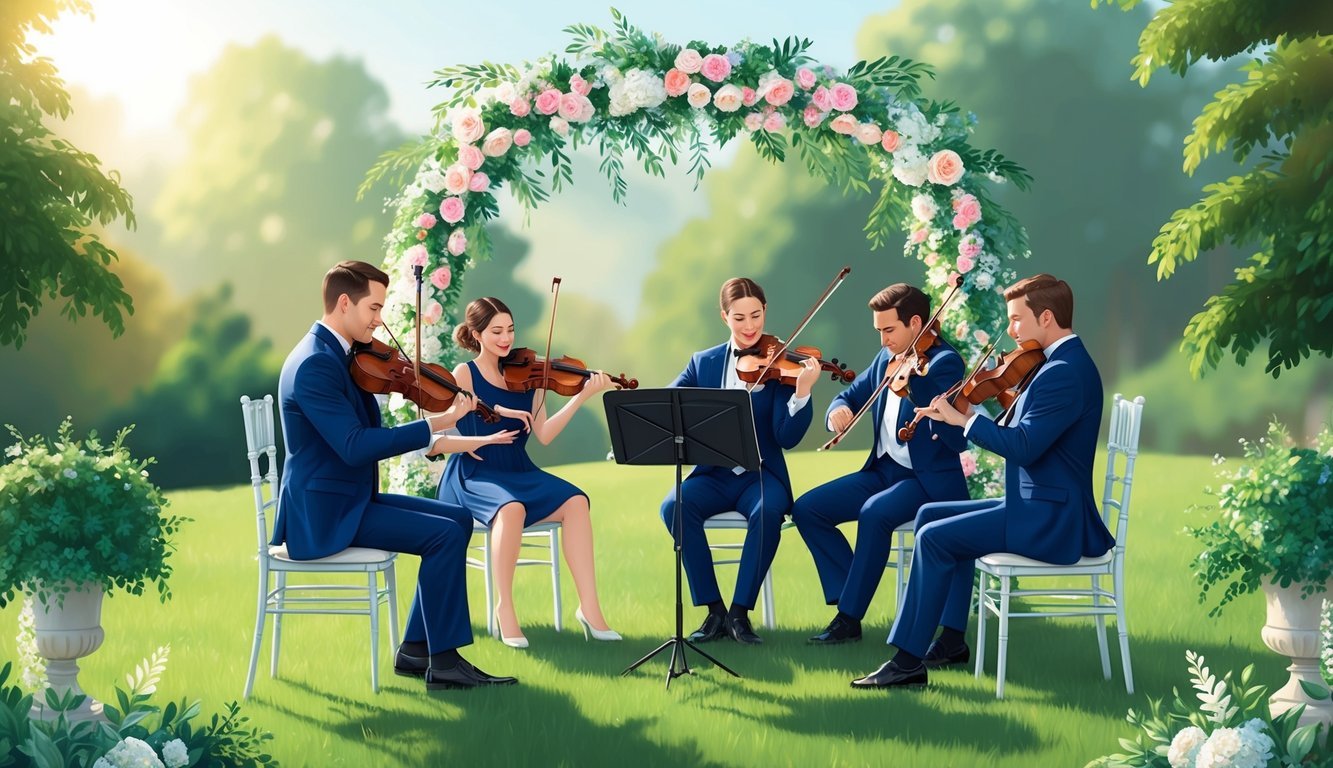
left=350, top=337, right=501, bottom=423
left=885, top=320, right=943, bottom=399
left=735, top=334, right=855, bottom=386
left=896, top=338, right=1044, bottom=442
left=499, top=347, right=638, bottom=397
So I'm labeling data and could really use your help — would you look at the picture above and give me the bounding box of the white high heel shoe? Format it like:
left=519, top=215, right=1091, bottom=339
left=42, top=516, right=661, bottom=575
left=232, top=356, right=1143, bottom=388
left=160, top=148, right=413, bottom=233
left=575, top=606, right=622, bottom=641
left=495, top=610, right=528, bottom=649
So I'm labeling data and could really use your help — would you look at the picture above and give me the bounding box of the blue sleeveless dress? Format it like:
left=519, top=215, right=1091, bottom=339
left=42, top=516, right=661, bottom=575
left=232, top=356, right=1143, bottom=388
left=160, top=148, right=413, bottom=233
left=436, top=361, right=587, bottom=527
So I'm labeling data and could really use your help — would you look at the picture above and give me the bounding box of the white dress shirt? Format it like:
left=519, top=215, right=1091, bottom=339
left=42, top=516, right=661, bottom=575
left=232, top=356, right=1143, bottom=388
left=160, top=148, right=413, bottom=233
left=725, top=340, right=811, bottom=473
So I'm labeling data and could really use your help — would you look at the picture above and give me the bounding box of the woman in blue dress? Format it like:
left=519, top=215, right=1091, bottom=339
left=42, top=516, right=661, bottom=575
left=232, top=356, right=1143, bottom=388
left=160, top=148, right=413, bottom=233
left=662, top=277, right=822, bottom=646
left=440, top=297, right=619, bottom=648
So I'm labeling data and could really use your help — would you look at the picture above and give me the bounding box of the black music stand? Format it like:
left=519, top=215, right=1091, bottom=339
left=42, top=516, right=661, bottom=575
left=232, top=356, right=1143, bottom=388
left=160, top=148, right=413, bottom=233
left=605, top=387, right=760, bottom=688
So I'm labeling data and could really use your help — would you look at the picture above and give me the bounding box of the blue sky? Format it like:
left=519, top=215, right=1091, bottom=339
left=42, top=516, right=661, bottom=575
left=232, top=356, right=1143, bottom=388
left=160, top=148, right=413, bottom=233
left=37, top=0, right=900, bottom=135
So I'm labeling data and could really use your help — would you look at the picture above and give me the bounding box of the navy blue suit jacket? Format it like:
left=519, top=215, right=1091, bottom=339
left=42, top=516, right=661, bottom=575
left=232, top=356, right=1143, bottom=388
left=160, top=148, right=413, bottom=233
left=967, top=335, right=1115, bottom=563
left=669, top=342, right=813, bottom=498
left=271, top=323, right=432, bottom=560
left=828, top=341, right=968, bottom=501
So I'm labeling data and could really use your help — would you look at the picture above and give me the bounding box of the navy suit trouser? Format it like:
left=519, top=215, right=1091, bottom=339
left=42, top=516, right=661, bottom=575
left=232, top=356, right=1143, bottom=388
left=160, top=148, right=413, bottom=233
left=790, top=458, right=933, bottom=618
left=354, top=493, right=473, bottom=653
left=887, top=498, right=1007, bottom=657
left=660, top=469, right=789, bottom=609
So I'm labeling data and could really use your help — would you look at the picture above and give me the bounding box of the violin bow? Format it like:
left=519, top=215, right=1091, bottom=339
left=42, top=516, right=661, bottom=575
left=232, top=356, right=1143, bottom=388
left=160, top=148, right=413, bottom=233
left=412, top=265, right=425, bottom=420
left=818, top=274, right=966, bottom=451
left=534, top=276, right=562, bottom=417
left=746, top=266, right=851, bottom=393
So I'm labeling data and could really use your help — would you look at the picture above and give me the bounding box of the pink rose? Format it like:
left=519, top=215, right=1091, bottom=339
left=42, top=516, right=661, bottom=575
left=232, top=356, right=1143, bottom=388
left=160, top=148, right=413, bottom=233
left=560, top=92, right=594, bottom=122
left=927, top=149, right=965, bottom=186
left=829, top=114, right=858, bottom=135
left=686, top=82, right=711, bottom=109
left=513, top=128, right=532, bottom=147
left=569, top=73, right=592, bottom=96
left=957, top=254, right=976, bottom=273
left=811, top=86, right=833, bottom=112
left=415, top=212, right=437, bottom=230
left=712, top=84, right=743, bottom=113
left=429, top=266, right=451, bottom=291
left=764, top=77, right=794, bottom=106
left=422, top=299, right=443, bottom=325
left=439, top=196, right=465, bottom=224
left=700, top=53, right=731, bottom=83
left=795, top=67, right=817, bottom=90
left=509, top=97, right=531, bottom=118
left=446, top=228, right=468, bottom=256
left=741, top=86, right=757, bottom=107
left=910, top=228, right=929, bottom=244
left=674, top=48, right=703, bottom=74
left=482, top=127, right=513, bottom=157
left=664, top=68, right=691, bottom=97
left=549, top=116, right=570, bottom=136
left=880, top=129, right=901, bottom=153
left=960, top=452, right=977, bottom=478
left=802, top=104, right=826, bottom=128
left=468, top=171, right=490, bottom=192
left=443, top=163, right=472, bottom=195
left=744, top=112, right=763, bottom=132
left=924, top=253, right=939, bottom=266
left=855, top=123, right=883, bottom=145
left=457, top=144, right=484, bottom=171
left=451, top=109, right=484, bottom=144
left=535, top=88, right=562, bottom=115
left=953, top=320, right=968, bottom=339
left=951, top=193, right=982, bottom=231
left=830, top=83, right=858, bottom=112
left=973, top=329, right=990, bottom=346
left=959, top=241, right=982, bottom=260
left=404, top=244, right=429, bottom=267
left=763, top=112, right=786, bottom=132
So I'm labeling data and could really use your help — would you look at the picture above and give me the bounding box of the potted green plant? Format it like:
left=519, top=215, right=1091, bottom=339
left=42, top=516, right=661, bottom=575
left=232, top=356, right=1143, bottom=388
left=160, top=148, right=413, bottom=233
left=1190, top=420, right=1333, bottom=728
left=0, top=418, right=187, bottom=722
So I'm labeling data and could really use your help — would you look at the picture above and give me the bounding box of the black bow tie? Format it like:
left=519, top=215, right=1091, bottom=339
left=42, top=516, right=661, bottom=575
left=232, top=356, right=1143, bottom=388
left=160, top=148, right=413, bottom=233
left=734, top=346, right=758, bottom=358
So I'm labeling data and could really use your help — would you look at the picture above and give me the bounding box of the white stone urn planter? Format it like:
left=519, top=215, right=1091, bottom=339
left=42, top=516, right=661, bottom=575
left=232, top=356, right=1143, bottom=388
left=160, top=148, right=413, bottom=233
left=29, top=582, right=106, bottom=722
left=1261, top=577, right=1333, bottom=729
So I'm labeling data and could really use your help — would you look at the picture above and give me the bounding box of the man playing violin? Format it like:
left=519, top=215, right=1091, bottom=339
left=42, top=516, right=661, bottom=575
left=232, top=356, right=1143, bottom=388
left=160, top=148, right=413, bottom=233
left=851, top=273, right=1115, bottom=690
left=272, top=260, right=519, bottom=690
left=791, top=283, right=969, bottom=645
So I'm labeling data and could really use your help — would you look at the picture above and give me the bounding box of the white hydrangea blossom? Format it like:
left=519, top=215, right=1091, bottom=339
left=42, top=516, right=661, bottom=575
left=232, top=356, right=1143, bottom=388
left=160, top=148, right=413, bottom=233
left=98, top=737, right=166, bottom=768
left=910, top=194, right=938, bottom=222
left=16, top=597, right=47, bottom=693
left=891, top=145, right=929, bottom=187
left=1193, top=722, right=1274, bottom=768
left=607, top=68, right=667, bottom=116
left=161, top=739, right=189, bottom=768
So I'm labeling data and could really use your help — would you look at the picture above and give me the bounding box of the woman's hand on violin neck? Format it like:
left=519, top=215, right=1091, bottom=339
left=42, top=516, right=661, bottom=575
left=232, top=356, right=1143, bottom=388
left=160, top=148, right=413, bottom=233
left=916, top=393, right=968, bottom=427
left=828, top=405, right=854, bottom=434
left=493, top=405, right=533, bottom=432
left=793, top=357, right=821, bottom=398
left=580, top=371, right=615, bottom=397
left=433, top=392, right=475, bottom=429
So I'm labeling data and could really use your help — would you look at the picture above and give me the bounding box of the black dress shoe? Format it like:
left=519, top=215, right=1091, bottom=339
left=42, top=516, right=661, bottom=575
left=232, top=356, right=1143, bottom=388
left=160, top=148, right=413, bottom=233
left=851, top=659, right=928, bottom=689
left=688, top=613, right=728, bottom=643
left=425, top=659, right=518, bottom=690
left=923, top=639, right=970, bottom=669
left=808, top=614, right=863, bottom=645
left=726, top=615, right=763, bottom=645
left=393, top=649, right=429, bottom=679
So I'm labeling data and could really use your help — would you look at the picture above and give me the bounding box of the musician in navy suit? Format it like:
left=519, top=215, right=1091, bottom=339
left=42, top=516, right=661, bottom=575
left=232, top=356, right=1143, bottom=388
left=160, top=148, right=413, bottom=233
left=852, top=274, right=1115, bottom=689
left=660, top=277, right=820, bottom=645
left=791, top=284, right=969, bottom=645
left=273, top=260, right=518, bottom=690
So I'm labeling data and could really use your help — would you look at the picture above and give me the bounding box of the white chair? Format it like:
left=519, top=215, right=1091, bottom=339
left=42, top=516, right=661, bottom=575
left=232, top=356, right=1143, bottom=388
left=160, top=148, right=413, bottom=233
left=467, top=520, right=563, bottom=637
left=240, top=395, right=399, bottom=698
left=704, top=512, right=778, bottom=629
left=884, top=521, right=915, bottom=616
left=973, top=393, right=1144, bottom=699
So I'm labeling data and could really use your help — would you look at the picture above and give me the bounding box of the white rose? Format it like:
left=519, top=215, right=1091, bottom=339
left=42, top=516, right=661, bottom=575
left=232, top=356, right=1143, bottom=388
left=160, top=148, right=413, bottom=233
left=910, top=194, right=938, bottom=223
left=495, top=82, right=516, bottom=104
left=419, top=170, right=446, bottom=194
left=1168, top=726, right=1206, bottom=768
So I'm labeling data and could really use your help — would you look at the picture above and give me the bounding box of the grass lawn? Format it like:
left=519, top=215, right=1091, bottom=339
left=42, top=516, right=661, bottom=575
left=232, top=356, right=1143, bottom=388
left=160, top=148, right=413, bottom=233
left=0, top=449, right=1284, bottom=767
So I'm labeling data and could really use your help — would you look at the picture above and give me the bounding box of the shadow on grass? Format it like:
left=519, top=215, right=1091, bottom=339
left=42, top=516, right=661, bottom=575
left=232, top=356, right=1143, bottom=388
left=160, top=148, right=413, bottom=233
left=259, top=676, right=728, bottom=767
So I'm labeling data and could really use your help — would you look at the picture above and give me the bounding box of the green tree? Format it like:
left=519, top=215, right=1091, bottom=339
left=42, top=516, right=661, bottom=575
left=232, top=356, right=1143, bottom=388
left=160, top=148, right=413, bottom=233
left=100, top=284, right=283, bottom=489
left=1095, top=0, right=1333, bottom=377
left=152, top=35, right=406, bottom=341
left=0, top=0, right=136, bottom=348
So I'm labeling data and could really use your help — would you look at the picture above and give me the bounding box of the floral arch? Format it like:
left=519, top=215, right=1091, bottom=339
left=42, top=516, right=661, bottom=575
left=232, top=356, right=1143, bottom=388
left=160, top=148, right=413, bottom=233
left=363, top=11, right=1032, bottom=496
